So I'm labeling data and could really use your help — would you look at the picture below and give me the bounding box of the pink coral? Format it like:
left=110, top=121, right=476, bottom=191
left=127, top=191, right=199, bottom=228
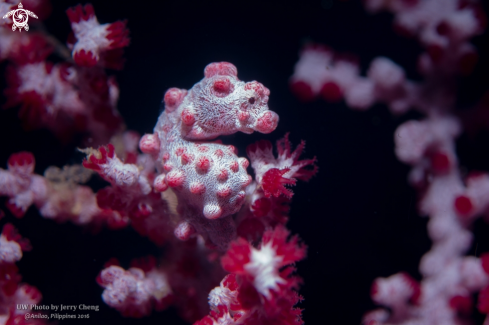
left=97, top=261, right=172, bottom=318
left=1, top=56, right=317, bottom=322
left=139, top=62, right=290, bottom=249
left=0, top=2, right=320, bottom=324
left=290, top=0, right=489, bottom=324
left=2, top=4, right=124, bottom=144
left=0, top=224, right=44, bottom=324
left=66, top=3, right=129, bottom=69
left=246, top=134, right=317, bottom=199
left=199, top=226, right=306, bottom=325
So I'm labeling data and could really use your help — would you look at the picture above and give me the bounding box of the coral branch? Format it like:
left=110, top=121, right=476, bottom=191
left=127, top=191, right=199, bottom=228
left=97, top=262, right=172, bottom=318
left=290, top=1, right=489, bottom=324
left=247, top=133, right=317, bottom=199
left=67, top=4, right=129, bottom=68
left=196, top=226, right=306, bottom=325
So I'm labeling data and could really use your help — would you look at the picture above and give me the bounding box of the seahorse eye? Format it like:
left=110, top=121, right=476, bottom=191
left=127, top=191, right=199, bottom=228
left=248, top=97, right=255, bottom=105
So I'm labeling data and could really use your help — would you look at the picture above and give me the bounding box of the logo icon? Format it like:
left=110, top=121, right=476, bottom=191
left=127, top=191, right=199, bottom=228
left=2, top=3, right=38, bottom=32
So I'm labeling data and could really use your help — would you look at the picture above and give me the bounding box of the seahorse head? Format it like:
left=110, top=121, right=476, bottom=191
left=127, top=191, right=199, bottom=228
left=163, top=62, right=279, bottom=140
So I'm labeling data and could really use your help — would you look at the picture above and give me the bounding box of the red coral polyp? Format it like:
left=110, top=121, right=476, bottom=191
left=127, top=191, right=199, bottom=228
left=262, top=168, right=296, bottom=198
left=82, top=144, right=115, bottom=171
left=7, top=152, right=35, bottom=175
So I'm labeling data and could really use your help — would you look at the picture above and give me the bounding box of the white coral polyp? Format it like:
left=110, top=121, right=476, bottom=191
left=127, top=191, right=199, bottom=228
left=16, top=63, right=85, bottom=115
left=208, top=286, right=237, bottom=310
left=100, top=266, right=171, bottom=314
left=244, top=242, right=286, bottom=299
left=0, top=235, right=23, bottom=263
left=71, top=16, right=111, bottom=60
left=368, top=57, right=406, bottom=90
left=18, top=62, right=52, bottom=95
left=101, top=157, right=140, bottom=188
left=372, top=273, right=415, bottom=307
left=147, top=270, right=172, bottom=300
left=291, top=48, right=334, bottom=93
left=344, top=78, right=375, bottom=109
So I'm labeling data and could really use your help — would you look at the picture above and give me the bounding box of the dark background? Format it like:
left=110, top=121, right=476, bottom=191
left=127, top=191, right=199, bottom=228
left=1, top=0, right=489, bottom=324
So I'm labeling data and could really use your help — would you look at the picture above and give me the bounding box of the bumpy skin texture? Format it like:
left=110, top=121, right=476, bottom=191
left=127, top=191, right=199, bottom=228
left=1, top=3, right=313, bottom=322
left=141, top=62, right=279, bottom=248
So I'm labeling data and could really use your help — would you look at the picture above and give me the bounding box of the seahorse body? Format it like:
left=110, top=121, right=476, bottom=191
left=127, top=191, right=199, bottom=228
left=144, top=62, right=279, bottom=248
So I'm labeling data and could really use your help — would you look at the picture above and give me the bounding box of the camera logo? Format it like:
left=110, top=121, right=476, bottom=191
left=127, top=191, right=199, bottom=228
left=2, top=3, right=38, bottom=32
